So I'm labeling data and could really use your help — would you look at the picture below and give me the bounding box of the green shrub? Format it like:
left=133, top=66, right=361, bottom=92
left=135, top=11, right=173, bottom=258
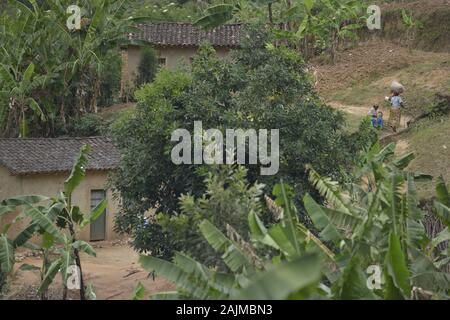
left=98, top=51, right=122, bottom=107
left=429, top=99, right=450, bottom=117
left=68, top=113, right=106, bottom=137
left=111, top=27, right=372, bottom=257
left=157, top=165, right=266, bottom=267
left=135, top=46, right=159, bottom=87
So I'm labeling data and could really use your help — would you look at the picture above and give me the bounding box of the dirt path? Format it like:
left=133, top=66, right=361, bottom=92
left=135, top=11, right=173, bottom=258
left=327, top=101, right=368, bottom=117
left=7, top=242, right=174, bottom=300
left=327, top=100, right=413, bottom=139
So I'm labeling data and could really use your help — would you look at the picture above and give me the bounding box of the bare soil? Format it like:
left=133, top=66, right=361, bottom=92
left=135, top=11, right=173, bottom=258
left=381, top=0, right=450, bottom=14
left=7, top=242, right=174, bottom=300
left=318, top=38, right=449, bottom=198
left=314, top=40, right=450, bottom=95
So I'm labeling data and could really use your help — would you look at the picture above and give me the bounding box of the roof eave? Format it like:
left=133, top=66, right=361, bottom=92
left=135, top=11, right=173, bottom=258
left=8, top=167, right=118, bottom=177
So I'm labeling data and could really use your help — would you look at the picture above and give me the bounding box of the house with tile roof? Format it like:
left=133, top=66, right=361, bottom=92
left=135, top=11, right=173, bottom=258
left=0, top=137, right=121, bottom=242
left=121, top=22, right=242, bottom=95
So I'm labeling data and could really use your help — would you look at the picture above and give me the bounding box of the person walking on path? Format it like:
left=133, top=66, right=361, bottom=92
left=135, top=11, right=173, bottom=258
left=386, top=90, right=404, bottom=132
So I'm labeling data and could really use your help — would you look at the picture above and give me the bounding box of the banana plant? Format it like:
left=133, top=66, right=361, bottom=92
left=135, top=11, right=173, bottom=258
left=139, top=142, right=449, bottom=300
left=0, top=195, right=49, bottom=295
left=280, top=0, right=321, bottom=60
left=194, top=3, right=240, bottom=29
left=401, top=9, right=422, bottom=52
left=139, top=174, right=332, bottom=300
left=140, top=218, right=324, bottom=300
left=0, top=145, right=106, bottom=299
left=194, top=0, right=282, bottom=29
left=303, top=142, right=449, bottom=299
left=316, top=0, right=364, bottom=63
left=1, top=0, right=150, bottom=135
left=0, top=62, right=48, bottom=137
left=60, top=0, right=146, bottom=113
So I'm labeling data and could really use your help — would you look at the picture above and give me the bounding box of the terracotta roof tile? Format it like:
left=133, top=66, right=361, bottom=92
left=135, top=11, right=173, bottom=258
left=130, top=22, right=242, bottom=47
left=0, top=137, right=120, bottom=175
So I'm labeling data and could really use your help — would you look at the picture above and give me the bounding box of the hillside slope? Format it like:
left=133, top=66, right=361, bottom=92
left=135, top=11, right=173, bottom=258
left=374, top=0, right=450, bottom=53
left=315, top=39, right=450, bottom=198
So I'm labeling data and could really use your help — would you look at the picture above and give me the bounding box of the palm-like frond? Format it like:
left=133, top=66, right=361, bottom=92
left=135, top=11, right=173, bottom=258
left=0, top=234, right=14, bottom=274
left=384, top=232, right=411, bottom=300
left=436, top=176, right=450, bottom=206
left=37, top=258, right=62, bottom=295
left=194, top=4, right=237, bottom=29
left=199, top=220, right=253, bottom=273
left=23, top=204, right=63, bottom=242
left=335, top=255, right=377, bottom=300
left=139, top=253, right=230, bottom=299
left=233, top=253, right=322, bottom=300
left=303, top=193, right=344, bottom=243
left=306, top=165, right=352, bottom=214
left=64, top=144, right=91, bottom=198
left=409, top=248, right=450, bottom=294
left=434, top=201, right=450, bottom=228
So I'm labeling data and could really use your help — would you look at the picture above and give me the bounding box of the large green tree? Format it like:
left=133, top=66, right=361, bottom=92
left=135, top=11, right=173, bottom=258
left=111, top=26, right=373, bottom=257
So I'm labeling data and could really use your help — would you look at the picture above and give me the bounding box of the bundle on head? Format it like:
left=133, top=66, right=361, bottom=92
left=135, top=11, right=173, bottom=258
left=391, top=81, right=405, bottom=94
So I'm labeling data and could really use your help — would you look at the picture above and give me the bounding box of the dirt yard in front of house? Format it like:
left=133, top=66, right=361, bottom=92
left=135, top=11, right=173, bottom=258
left=6, top=241, right=175, bottom=300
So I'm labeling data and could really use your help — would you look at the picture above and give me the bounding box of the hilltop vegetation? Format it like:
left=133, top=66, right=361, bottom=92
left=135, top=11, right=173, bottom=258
left=1, top=0, right=449, bottom=301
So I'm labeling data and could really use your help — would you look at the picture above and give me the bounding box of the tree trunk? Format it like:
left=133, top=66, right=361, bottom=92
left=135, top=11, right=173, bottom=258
left=90, top=77, right=100, bottom=113
left=68, top=223, right=86, bottom=300
left=330, top=30, right=338, bottom=64
left=60, top=100, right=66, bottom=126
left=40, top=251, right=49, bottom=300
left=268, top=3, right=273, bottom=25
left=286, top=0, right=292, bottom=31
left=76, top=86, right=86, bottom=115
left=73, top=248, right=85, bottom=300
left=4, top=100, right=16, bottom=137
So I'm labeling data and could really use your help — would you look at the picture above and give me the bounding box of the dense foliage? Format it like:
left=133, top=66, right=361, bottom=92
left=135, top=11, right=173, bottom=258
left=138, top=142, right=450, bottom=300
left=195, top=0, right=368, bottom=62
left=135, top=47, right=159, bottom=87
left=157, top=165, right=267, bottom=267
left=111, top=26, right=375, bottom=257
left=0, top=0, right=146, bottom=137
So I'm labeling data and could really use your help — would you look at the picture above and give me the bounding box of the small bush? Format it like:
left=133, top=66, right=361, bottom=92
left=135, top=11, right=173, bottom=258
left=68, top=113, right=106, bottom=137
left=429, top=99, right=450, bottom=117
left=98, top=51, right=122, bottom=107
left=135, top=47, right=158, bottom=87
left=157, top=165, right=266, bottom=266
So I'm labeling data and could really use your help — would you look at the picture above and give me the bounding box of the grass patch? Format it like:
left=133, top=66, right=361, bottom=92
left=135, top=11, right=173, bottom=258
left=344, top=113, right=366, bottom=133
left=325, top=58, right=449, bottom=117
left=399, top=115, right=450, bottom=198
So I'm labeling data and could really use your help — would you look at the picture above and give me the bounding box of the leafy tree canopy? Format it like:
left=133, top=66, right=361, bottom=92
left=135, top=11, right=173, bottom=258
left=111, top=26, right=374, bottom=256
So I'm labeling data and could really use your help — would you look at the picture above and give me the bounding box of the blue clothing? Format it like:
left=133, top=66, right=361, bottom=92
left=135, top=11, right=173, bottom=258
left=371, top=117, right=377, bottom=127
left=390, top=96, right=403, bottom=109
left=371, top=116, right=384, bottom=129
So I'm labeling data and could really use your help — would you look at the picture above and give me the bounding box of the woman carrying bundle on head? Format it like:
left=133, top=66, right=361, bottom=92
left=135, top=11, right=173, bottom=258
left=386, top=81, right=405, bottom=132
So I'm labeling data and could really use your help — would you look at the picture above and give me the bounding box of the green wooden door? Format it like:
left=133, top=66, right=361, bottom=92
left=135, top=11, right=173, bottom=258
left=90, top=190, right=106, bottom=241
